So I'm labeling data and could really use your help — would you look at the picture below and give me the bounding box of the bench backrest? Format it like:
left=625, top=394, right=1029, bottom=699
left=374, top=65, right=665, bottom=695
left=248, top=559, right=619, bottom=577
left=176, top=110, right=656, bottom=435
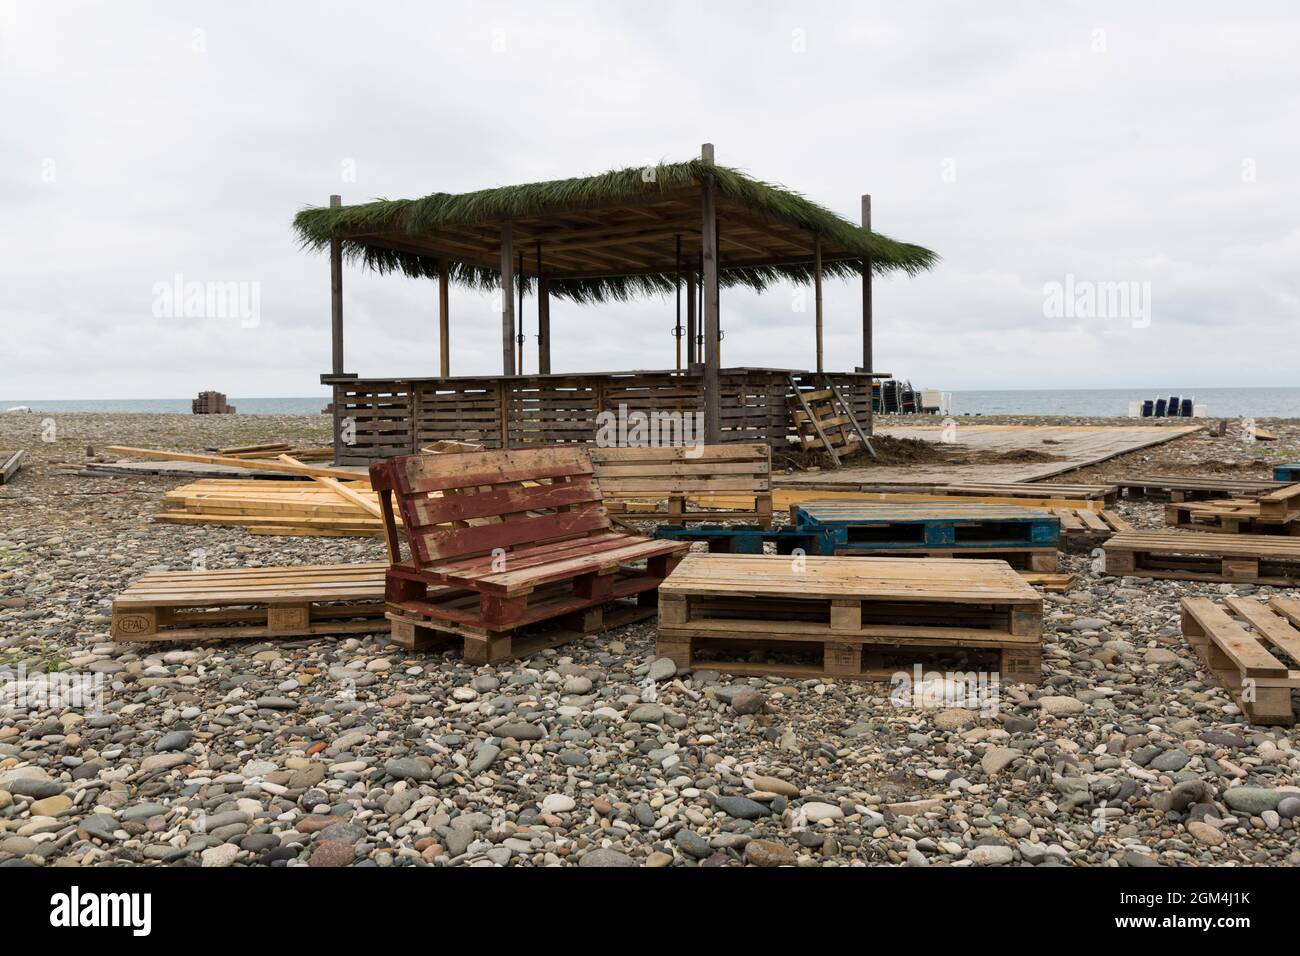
left=370, top=446, right=609, bottom=570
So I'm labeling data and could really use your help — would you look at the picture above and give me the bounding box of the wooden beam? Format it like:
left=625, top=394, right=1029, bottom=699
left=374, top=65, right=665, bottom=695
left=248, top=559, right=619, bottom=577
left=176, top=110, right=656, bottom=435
left=686, top=271, right=698, bottom=366
left=538, top=274, right=551, bottom=374
left=105, top=446, right=362, bottom=481
left=501, top=220, right=515, bottom=375
left=279, top=455, right=383, bottom=519
left=517, top=251, right=525, bottom=374
left=329, top=195, right=344, bottom=376
left=861, top=194, right=872, bottom=375
left=814, top=237, right=824, bottom=374
left=701, top=144, right=721, bottom=444
left=438, top=258, right=450, bottom=377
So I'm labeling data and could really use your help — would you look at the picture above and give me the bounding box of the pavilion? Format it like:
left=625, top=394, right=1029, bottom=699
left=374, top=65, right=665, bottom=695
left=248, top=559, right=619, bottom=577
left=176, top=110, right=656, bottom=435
left=294, top=144, right=936, bottom=464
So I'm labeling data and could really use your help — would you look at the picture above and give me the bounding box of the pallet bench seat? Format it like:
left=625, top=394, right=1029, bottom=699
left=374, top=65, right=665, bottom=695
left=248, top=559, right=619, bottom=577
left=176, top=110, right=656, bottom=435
left=590, top=444, right=773, bottom=526
left=1115, top=475, right=1290, bottom=501
left=370, top=447, right=687, bottom=653
left=1181, top=596, right=1300, bottom=725
left=111, top=563, right=387, bottom=641
left=657, top=554, right=1043, bottom=683
left=1275, top=464, right=1300, bottom=483
left=1104, top=530, right=1300, bottom=585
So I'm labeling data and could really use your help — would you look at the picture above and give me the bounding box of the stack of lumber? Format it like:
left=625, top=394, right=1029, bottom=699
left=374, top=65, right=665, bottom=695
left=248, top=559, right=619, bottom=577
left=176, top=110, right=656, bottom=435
left=107, top=446, right=386, bottom=537
left=1165, top=484, right=1300, bottom=535
left=217, top=442, right=334, bottom=461
left=158, top=479, right=386, bottom=536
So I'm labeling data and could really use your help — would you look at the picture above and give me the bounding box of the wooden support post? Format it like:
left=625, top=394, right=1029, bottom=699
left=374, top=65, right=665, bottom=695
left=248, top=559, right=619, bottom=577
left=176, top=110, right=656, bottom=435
left=329, top=195, right=344, bottom=376
left=501, top=221, right=515, bottom=376
left=814, top=237, right=824, bottom=374
left=701, top=143, right=721, bottom=444
left=686, top=271, right=698, bottom=366
left=861, top=194, right=872, bottom=375
left=538, top=275, right=551, bottom=375
left=517, top=251, right=525, bottom=374
left=437, top=258, right=450, bottom=377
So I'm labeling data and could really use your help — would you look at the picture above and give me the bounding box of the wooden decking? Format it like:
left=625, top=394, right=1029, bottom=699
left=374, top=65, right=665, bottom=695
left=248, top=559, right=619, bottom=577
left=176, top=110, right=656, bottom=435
left=1117, top=475, right=1290, bottom=501
left=657, top=554, right=1043, bottom=683
left=778, top=425, right=1200, bottom=487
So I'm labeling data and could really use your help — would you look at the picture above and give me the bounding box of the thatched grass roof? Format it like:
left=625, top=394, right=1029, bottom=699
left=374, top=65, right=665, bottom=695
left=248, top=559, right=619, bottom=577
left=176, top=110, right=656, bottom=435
left=293, top=159, right=936, bottom=303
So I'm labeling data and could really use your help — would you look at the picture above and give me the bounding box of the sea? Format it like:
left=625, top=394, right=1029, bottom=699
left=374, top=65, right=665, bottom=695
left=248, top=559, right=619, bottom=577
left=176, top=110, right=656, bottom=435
left=3, top=387, right=1300, bottom=418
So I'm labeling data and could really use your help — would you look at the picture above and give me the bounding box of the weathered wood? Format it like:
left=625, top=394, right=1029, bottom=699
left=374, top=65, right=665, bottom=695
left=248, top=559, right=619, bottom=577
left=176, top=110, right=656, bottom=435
left=701, top=143, right=721, bottom=444
left=1182, top=597, right=1298, bottom=725
left=112, top=563, right=387, bottom=642
left=438, top=257, right=450, bottom=377
left=106, top=446, right=361, bottom=481
left=538, top=273, right=551, bottom=374
left=814, top=237, right=824, bottom=373
left=658, top=553, right=1042, bottom=683
left=501, top=220, right=515, bottom=376
left=861, top=194, right=872, bottom=376
left=330, top=194, right=344, bottom=376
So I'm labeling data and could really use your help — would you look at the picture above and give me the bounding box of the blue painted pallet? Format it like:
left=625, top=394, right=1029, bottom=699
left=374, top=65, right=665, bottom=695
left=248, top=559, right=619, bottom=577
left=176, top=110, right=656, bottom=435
left=653, top=524, right=829, bottom=555
left=1274, top=464, right=1300, bottom=482
left=793, top=500, right=1060, bottom=551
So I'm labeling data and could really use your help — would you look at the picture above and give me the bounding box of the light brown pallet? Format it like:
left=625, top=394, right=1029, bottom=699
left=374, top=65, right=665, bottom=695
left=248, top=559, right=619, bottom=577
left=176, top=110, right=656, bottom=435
left=1181, top=596, right=1300, bottom=726
left=111, top=563, right=388, bottom=641
left=1104, top=530, right=1300, bottom=585
left=1166, top=499, right=1299, bottom=535
left=830, top=546, right=1058, bottom=572
left=1116, top=475, right=1290, bottom=502
left=657, top=554, right=1043, bottom=684
left=1053, top=507, right=1131, bottom=543
left=387, top=595, right=655, bottom=664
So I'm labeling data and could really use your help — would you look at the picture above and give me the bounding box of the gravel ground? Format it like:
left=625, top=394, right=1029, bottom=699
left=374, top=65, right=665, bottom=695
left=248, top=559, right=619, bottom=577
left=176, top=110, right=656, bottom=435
left=1, top=412, right=1299, bottom=868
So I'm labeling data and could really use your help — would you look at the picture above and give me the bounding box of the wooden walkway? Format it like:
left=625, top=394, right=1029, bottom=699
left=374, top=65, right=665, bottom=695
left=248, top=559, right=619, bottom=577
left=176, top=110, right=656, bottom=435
left=778, top=424, right=1200, bottom=487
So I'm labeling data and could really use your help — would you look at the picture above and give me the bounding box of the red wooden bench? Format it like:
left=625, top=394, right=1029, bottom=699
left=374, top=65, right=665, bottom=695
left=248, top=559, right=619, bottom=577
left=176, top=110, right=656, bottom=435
left=370, top=446, right=688, bottom=642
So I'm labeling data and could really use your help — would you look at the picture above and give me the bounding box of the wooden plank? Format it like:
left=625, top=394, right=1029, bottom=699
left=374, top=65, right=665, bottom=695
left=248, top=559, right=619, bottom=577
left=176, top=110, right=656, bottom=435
left=106, top=446, right=360, bottom=481
left=1225, top=597, right=1300, bottom=665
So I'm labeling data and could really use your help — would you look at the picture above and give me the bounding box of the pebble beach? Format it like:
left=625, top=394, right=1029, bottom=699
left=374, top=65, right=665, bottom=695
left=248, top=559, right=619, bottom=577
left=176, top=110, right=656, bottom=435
left=2, top=412, right=1300, bottom=868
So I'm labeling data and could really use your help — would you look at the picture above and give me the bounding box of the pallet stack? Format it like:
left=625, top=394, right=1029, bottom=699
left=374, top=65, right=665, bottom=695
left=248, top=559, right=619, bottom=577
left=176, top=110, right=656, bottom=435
left=1166, top=484, right=1300, bottom=535
left=192, top=391, right=235, bottom=414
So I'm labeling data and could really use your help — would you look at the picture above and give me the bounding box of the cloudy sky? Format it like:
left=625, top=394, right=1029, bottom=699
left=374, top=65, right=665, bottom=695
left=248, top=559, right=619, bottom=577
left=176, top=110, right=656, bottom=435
left=3, top=1, right=1297, bottom=399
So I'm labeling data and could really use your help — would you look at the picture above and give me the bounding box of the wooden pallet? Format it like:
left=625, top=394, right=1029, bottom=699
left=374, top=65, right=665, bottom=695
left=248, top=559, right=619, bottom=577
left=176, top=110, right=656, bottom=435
left=373, top=447, right=687, bottom=634
left=1167, top=499, right=1299, bottom=535
left=0, top=450, right=26, bottom=485
left=787, top=379, right=873, bottom=465
left=1053, top=507, right=1131, bottom=543
left=1181, top=596, right=1300, bottom=726
left=1104, top=530, right=1300, bottom=585
left=657, top=554, right=1043, bottom=683
left=820, top=545, right=1058, bottom=572
left=591, top=444, right=773, bottom=526
left=652, top=524, right=824, bottom=555
left=387, top=594, right=654, bottom=663
left=111, top=563, right=387, bottom=641
left=794, top=500, right=1060, bottom=551
left=1275, top=464, right=1300, bottom=482
left=1115, top=475, right=1290, bottom=501
left=1020, top=572, right=1076, bottom=593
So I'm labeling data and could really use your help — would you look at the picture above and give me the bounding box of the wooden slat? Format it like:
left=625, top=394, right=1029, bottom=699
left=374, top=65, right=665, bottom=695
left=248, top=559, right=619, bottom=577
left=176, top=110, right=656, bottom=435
left=1225, top=597, right=1300, bottom=665
left=399, top=447, right=593, bottom=494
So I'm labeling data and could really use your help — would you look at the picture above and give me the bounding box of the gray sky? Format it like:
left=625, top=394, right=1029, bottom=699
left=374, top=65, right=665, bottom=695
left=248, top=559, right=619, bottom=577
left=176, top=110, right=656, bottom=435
left=3, top=1, right=1297, bottom=399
